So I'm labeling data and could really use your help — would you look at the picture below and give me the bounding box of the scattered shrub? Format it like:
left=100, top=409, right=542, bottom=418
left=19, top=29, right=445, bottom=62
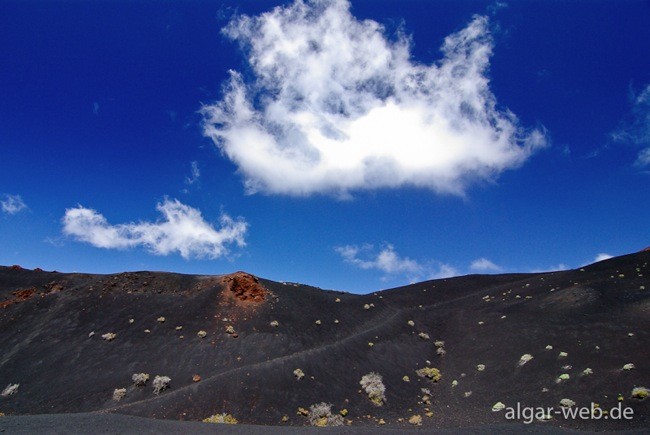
left=408, top=414, right=422, bottom=425
left=153, top=375, right=171, bottom=394
left=417, top=367, right=442, bottom=382
left=308, top=402, right=344, bottom=427
left=545, top=345, right=553, bottom=350
left=192, top=374, right=201, bottom=382
left=157, top=316, right=166, bottom=323
left=113, top=388, right=127, bottom=401
left=418, top=332, right=430, bottom=340
left=476, top=364, right=485, bottom=372
left=582, top=368, right=593, bottom=375
left=203, top=413, right=238, bottom=424
left=225, top=325, right=235, bottom=334
left=101, top=333, right=116, bottom=341
left=434, top=340, right=445, bottom=348
left=559, top=351, right=568, bottom=358
left=402, top=376, right=410, bottom=382
left=293, top=368, right=305, bottom=380
left=197, top=330, right=207, bottom=338
left=270, top=320, right=279, bottom=327
left=132, top=373, right=150, bottom=386
left=623, top=363, right=635, bottom=371
left=407, top=320, right=415, bottom=327
left=560, top=398, right=575, bottom=408
left=360, top=372, right=386, bottom=406
left=631, top=387, right=648, bottom=399
left=436, top=347, right=447, bottom=356
left=1, top=384, right=19, bottom=397
left=492, top=402, right=506, bottom=412
left=518, top=354, right=534, bottom=366
left=315, top=320, right=321, bottom=325
left=297, top=407, right=309, bottom=416
left=452, top=380, right=458, bottom=387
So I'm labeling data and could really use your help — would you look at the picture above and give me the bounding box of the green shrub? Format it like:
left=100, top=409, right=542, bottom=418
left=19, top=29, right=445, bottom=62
left=416, top=367, right=441, bottom=382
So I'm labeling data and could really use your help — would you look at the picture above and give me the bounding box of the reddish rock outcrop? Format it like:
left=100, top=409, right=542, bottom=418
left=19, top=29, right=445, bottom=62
left=0, top=287, right=37, bottom=308
left=221, top=272, right=268, bottom=303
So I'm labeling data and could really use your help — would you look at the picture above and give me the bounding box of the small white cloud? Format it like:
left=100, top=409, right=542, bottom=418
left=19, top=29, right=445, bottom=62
left=185, top=161, right=201, bottom=185
left=1, top=194, right=27, bottom=215
left=594, top=253, right=613, bottom=263
left=62, top=198, right=247, bottom=259
left=470, top=257, right=502, bottom=272
left=336, top=243, right=457, bottom=282
left=336, top=244, right=421, bottom=275
left=202, top=0, right=546, bottom=197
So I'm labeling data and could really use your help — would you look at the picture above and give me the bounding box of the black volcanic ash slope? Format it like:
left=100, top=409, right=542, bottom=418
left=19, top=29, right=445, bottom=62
left=0, top=251, right=648, bottom=431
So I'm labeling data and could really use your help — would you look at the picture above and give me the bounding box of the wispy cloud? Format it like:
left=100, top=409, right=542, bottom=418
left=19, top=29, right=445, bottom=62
left=202, top=0, right=546, bottom=197
left=612, top=83, right=650, bottom=166
left=62, top=198, right=247, bottom=259
left=335, top=243, right=457, bottom=282
left=185, top=161, right=201, bottom=185
left=1, top=194, right=27, bottom=215
left=636, top=147, right=650, bottom=167
left=469, top=257, right=502, bottom=272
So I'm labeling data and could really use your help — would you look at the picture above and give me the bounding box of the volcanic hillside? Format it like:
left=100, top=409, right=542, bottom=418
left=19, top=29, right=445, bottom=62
left=0, top=251, right=648, bottom=432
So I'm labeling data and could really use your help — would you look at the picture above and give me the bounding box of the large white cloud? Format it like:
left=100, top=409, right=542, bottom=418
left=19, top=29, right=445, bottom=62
left=1, top=194, right=27, bottom=215
left=202, top=0, right=546, bottom=196
left=62, top=198, right=247, bottom=259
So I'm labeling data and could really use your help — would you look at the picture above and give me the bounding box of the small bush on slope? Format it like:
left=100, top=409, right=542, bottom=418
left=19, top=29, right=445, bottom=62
left=360, top=372, right=386, bottom=406
left=153, top=376, right=171, bottom=394
left=132, top=373, right=149, bottom=386
left=203, top=413, right=238, bottom=424
left=308, top=403, right=343, bottom=427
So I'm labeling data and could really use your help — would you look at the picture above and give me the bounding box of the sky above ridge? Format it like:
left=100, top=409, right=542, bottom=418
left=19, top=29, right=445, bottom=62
left=1, top=0, right=649, bottom=293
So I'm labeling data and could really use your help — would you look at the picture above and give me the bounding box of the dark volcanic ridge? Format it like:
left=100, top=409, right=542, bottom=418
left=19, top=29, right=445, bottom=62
left=0, top=251, right=649, bottom=432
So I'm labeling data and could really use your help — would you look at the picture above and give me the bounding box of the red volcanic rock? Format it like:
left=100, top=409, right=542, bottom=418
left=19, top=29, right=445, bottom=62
left=0, top=287, right=37, bottom=308
left=221, top=272, right=268, bottom=303
left=9, top=265, right=23, bottom=270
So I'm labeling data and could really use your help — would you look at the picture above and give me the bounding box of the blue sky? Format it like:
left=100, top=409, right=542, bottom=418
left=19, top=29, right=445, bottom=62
left=1, top=0, right=648, bottom=293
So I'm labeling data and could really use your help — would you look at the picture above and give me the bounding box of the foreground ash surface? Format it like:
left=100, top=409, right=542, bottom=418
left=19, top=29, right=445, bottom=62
left=0, top=251, right=648, bottom=432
